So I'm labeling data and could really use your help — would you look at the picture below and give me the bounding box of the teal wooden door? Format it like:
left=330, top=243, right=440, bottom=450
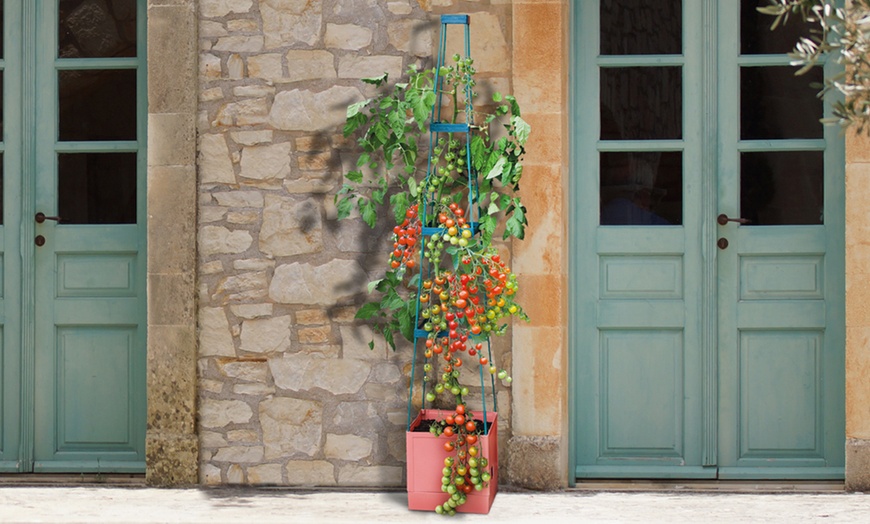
left=0, top=0, right=146, bottom=473
left=572, top=0, right=845, bottom=480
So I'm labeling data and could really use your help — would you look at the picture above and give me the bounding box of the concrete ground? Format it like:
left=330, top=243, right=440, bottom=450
left=1, top=486, right=869, bottom=523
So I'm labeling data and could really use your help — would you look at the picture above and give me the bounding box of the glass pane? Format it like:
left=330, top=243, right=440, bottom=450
left=58, top=0, right=137, bottom=58
left=0, top=71, right=4, bottom=138
left=741, top=1, right=812, bottom=55
left=601, top=0, right=681, bottom=55
left=58, top=153, right=137, bottom=224
left=741, top=66, right=823, bottom=140
left=0, top=2, right=4, bottom=59
left=59, top=69, right=137, bottom=141
left=601, top=151, right=682, bottom=225
left=741, top=151, right=823, bottom=225
left=601, top=67, right=682, bottom=140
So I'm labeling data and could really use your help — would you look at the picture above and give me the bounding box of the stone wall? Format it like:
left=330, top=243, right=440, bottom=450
left=196, top=0, right=514, bottom=486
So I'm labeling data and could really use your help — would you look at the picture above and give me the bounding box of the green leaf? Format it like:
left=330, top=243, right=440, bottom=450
left=486, top=156, right=507, bottom=180
left=512, top=115, right=531, bottom=145
left=359, top=198, right=378, bottom=228
left=367, top=279, right=384, bottom=294
left=373, top=122, right=390, bottom=145
left=388, top=109, right=406, bottom=139
left=355, top=302, right=381, bottom=320
left=398, top=304, right=414, bottom=342
left=470, top=134, right=487, bottom=170
left=336, top=195, right=355, bottom=220
left=343, top=113, right=366, bottom=137
left=356, top=153, right=370, bottom=168
left=383, top=327, right=396, bottom=351
left=487, top=200, right=500, bottom=215
left=345, top=170, right=363, bottom=183
left=346, top=99, right=369, bottom=119
left=504, top=204, right=527, bottom=240
left=390, top=192, right=410, bottom=223
left=492, top=91, right=503, bottom=102
left=408, top=177, right=418, bottom=197
left=372, top=188, right=386, bottom=205
left=382, top=290, right=406, bottom=311
left=505, top=95, right=521, bottom=116
left=479, top=214, right=497, bottom=243
left=362, top=73, right=388, bottom=86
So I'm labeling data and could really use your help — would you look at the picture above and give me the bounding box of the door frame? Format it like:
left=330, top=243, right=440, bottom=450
left=569, top=0, right=845, bottom=480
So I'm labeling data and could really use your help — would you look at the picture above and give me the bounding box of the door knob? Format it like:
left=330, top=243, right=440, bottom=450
left=35, top=212, right=62, bottom=224
left=717, top=213, right=751, bottom=226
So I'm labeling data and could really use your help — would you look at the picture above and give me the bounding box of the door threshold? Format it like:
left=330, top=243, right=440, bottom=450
left=570, top=480, right=845, bottom=493
left=0, top=473, right=146, bottom=487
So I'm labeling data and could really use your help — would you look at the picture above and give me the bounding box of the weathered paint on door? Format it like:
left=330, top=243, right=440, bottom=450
left=572, top=0, right=845, bottom=479
left=0, top=0, right=147, bottom=473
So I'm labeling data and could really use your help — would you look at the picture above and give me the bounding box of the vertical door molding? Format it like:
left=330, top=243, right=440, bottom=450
left=145, top=0, right=199, bottom=485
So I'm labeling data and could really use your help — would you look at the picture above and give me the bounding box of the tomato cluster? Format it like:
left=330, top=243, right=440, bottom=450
left=429, top=404, right=492, bottom=515
left=390, top=204, right=421, bottom=270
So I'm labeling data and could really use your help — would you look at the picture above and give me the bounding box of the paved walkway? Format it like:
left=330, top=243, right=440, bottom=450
left=1, top=487, right=869, bottom=523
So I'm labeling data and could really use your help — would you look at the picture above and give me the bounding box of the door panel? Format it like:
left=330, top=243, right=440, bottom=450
left=1, top=0, right=146, bottom=473
left=573, top=0, right=844, bottom=480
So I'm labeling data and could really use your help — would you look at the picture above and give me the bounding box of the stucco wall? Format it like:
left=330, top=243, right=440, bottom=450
left=193, top=0, right=519, bottom=486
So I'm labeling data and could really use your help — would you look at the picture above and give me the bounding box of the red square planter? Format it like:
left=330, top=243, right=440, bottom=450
left=406, top=408, right=498, bottom=514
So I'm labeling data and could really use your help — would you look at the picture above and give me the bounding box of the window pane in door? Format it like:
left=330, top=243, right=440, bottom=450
left=58, top=153, right=137, bottom=224
left=0, top=154, right=4, bottom=225
left=741, top=1, right=812, bottom=55
left=741, top=66, right=823, bottom=140
left=0, top=2, right=4, bottom=59
left=600, top=0, right=681, bottom=55
left=58, top=0, right=137, bottom=58
left=600, top=151, right=682, bottom=225
left=59, top=69, right=137, bottom=141
left=741, top=151, right=823, bottom=225
left=601, top=67, right=682, bottom=140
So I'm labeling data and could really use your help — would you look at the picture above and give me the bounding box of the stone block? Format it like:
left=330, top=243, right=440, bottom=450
left=148, top=113, right=196, bottom=167
left=325, top=24, right=373, bottom=50
left=269, top=353, right=371, bottom=395
left=285, top=460, right=337, bottom=486
left=240, top=142, right=293, bottom=181
left=847, top=438, right=870, bottom=491
left=227, top=464, right=245, bottom=484
left=200, top=0, right=253, bottom=18
left=388, top=19, right=434, bottom=57
left=259, top=195, right=323, bottom=257
left=269, top=259, right=367, bottom=305
left=213, top=35, right=264, bottom=53
left=269, top=86, right=362, bottom=132
left=340, top=325, right=388, bottom=361
left=213, top=98, right=269, bottom=126
left=231, top=303, right=273, bottom=319
left=200, top=463, right=222, bottom=485
left=227, top=211, right=260, bottom=224
left=248, top=464, right=284, bottom=485
left=199, top=226, right=253, bottom=256
left=231, top=130, right=273, bottom=146
left=444, top=12, right=509, bottom=74
left=200, top=20, right=227, bottom=38
left=147, top=165, right=197, bottom=273
left=504, top=435, right=563, bottom=490
left=261, top=0, right=323, bottom=48
left=260, top=397, right=323, bottom=459
left=212, top=446, right=265, bottom=463
left=200, top=399, right=253, bottom=428
left=216, top=359, right=270, bottom=382
left=324, top=434, right=373, bottom=461
left=148, top=4, right=197, bottom=114
left=338, top=55, right=404, bottom=79
left=149, top=273, right=196, bottom=327
left=148, top=325, right=197, bottom=434
left=198, top=134, right=236, bottom=184
left=296, top=309, right=328, bottom=325
left=213, top=191, right=264, bottom=208
left=199, top=307, right=236, bottom=357
left=234, top=384, right=276, bottom=396
left=284, top=50, right=337, bottom=82
left=200, top=53, right=221, bottom=78
left=298, top=325, right=332, bottom=344
left=239, top=316, right=293, bottom=354
left=337, top=465, right=403, bottom=487
left=247, top=53, right=284, bottom=81
left=146, top=432, right=199, bottom=486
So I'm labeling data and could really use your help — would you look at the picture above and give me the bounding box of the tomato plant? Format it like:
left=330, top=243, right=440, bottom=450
left=336, top=53, right=530, bottom=515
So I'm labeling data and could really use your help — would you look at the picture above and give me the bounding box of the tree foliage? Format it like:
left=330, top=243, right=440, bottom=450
left=760, top=0, right=870, bottom=133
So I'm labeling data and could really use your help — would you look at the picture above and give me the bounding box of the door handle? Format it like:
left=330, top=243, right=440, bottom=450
left=35, top=212, right=62, bottom=224
left=717, top=213, right=751, bottom=226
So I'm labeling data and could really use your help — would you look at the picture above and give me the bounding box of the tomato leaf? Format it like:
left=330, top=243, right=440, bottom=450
left=511, top=115, right=531, bottom=145
left=359, top=198, right=377, bottom=228
left=390, top=192, right=410, bottom=223
left=398, top=303, right=414, bottom=342
left=336, top=195, right=355, bottom=220
left=367, top=279, right=383, bottom=294
left=355, top=302, right=381, bottom=320
left=345, top=170, right=363, bottom=183
left=346, top=99, right=369, bottom=119
left=362, top=73, right=388, bottom=86
left=486, top=156, right=507, bottom=180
